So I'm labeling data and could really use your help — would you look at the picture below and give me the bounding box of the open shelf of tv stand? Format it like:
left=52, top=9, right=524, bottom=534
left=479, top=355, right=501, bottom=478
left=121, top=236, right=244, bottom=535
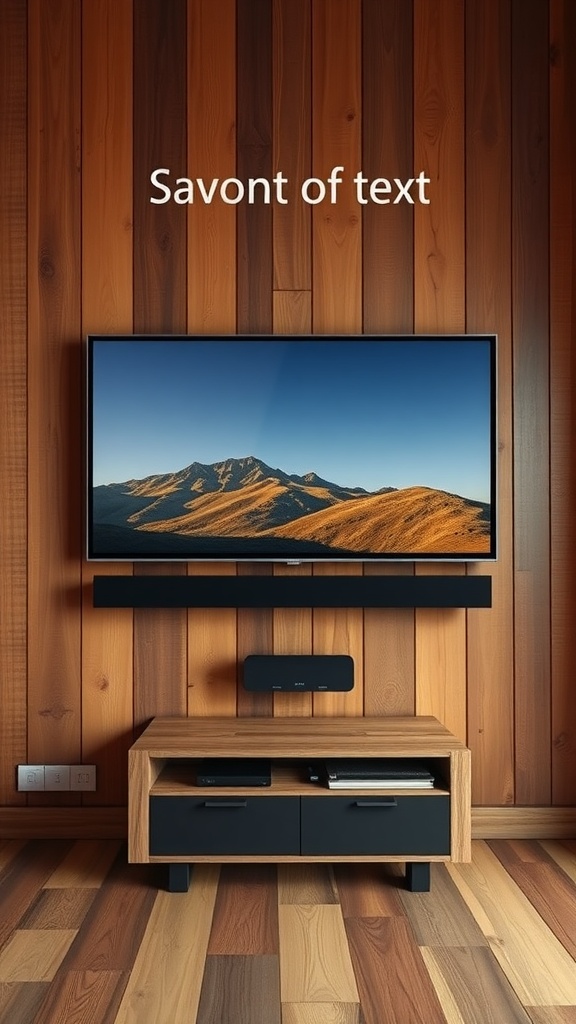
left=128, top=715, right=471, bottom=893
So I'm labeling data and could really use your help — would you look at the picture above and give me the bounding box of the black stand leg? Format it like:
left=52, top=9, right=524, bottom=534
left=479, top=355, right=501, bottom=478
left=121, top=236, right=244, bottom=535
left=167, top=863, right=191, bottom=892
left=405, top=862, right=430, bottom=892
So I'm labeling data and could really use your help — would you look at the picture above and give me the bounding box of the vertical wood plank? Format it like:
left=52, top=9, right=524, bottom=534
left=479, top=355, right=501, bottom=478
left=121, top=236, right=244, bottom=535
left=465, top=0, right=514, bottom=805
left=273, top=291, right=312, bottom=335
left=313, top=565, right=364, bottom=718
left=187, top=565, right=238, bottom=718
left=236, top=0, right=274, bottom=715
left=133, top=581, right=187, bottom=726
left=0, top=0, right=27, bottom=805
left=311, top=0, right=362, bottom=334
left=81, top=0, right=134, bottom=807
left=133, top=0, right=187, bottom=334
left=270, top=2, right=311, bottom=712
left=133, top=0, right=188, bottom=724
left=415, top=604, right=467, bottom=743
left=81, top=0, right=134, bottom=336
left=361, top=1, right=415, bottom=719
left=273, top=0, right=311, bottom=291
left=364, top=566, right=415, bottom=717
left=187, top=0, right=236, bottom=333
left=511, top=0, right=551, bottom=805
left=413, top=0, right=466, bottom=743
left=362, top=0, right=413, bottom=334
left=237, top=564, right=274, bottom=717
left=413, top=0, right=465, bottom=331
left=81, top=565, right=133, bottom=806
left=273, top=565, right=313, bottom=718
left=550, top=0, right=576, bottom=805
left=186, top=0, right=238, bottom=719
left=237, top=0, right=273, bottom=334
left=310, top=0, right=363, bottom=718
left=27, top=0, right=82, bottom=796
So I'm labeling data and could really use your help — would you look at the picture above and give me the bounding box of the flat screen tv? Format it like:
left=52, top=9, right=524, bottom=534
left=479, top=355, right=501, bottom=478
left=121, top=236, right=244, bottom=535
left=86, top=334, right=497, bottom=563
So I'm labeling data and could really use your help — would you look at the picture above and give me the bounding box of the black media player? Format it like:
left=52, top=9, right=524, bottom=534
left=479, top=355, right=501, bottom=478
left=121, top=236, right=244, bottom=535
left=196, top=758, right=272, bottom=787
left=243, top=654, right=354, bottom=692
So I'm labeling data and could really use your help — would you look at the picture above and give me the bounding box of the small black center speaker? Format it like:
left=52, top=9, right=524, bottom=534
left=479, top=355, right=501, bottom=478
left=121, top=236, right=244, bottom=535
left=243, top=654, right=354, bottom=692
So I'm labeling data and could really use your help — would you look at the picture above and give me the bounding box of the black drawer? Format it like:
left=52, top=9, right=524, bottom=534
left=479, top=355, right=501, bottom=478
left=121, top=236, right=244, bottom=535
left=149, top=796, right=300, bottom=856
left=300, top=795, right=450, bottom=856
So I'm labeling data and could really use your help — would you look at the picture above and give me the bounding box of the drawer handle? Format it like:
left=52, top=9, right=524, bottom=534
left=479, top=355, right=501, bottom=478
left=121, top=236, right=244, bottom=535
left=203, top=800, right=248, bottom=808
left=354, top=799, right=398, bottom=808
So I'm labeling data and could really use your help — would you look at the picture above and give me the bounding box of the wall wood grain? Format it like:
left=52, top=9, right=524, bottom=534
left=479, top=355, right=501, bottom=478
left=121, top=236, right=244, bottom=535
left=550, top=0, right=576, bottom=807
left=465, top=0, right=514, bottom=807
left=0, top=0, right=27, bottom=808
left=27, top=0, right=82, bottom=808
left=81, top=0, right=134, bottom=808
left=511, top=0, right=551, bottom=805
left=0, top=0, right=574, bottom=820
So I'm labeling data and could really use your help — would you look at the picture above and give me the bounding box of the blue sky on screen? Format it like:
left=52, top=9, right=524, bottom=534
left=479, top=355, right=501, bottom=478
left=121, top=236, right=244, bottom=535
left=91, top=337, right=493, bottom=502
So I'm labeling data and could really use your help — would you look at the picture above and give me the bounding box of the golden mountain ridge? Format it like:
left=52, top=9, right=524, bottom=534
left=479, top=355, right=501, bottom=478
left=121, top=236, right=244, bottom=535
left=137, top=481, right=490, bottom=554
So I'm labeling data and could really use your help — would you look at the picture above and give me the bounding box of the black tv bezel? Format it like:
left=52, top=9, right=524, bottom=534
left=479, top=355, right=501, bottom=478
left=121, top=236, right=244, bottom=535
left=86, top=333, right=498, bottom=564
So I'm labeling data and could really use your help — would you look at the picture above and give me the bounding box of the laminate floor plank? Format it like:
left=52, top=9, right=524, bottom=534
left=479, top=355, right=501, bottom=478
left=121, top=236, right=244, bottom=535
left=0, top=840, right=26, bottom=877
left=281, top=1003, right=364, bottom=1024
left=489, top=839, right=564, bottom=869
left=447, top=841, right=576, bottom=1005
left=334, top=863, right=406, bottom=919
left=32, top=969, right=128, bottom=1024
left=0, top=841, right=73, bottom=949
left=207, top=863, right=279, bottom=954
left=0, top=929, right=76, bottom=982
left=278, top=864, right=339, bottom=905
left=43, top=840, right=122, bottom=889
left=540, top=841, right=576, bottom=886
left=345, top=916, right=446, bottom=1024
left=279, top=905, right=359, bottom=1003
left=0, top=981, right=48, bottom=1024
left=1, top=840, right=576, bottom=1023
left=114, top=864, right=219, bottom=1024
left=196, top=954, right=281, bottom=1024
left=398, top=863, right=488, bottom=947
left=489, top=840, right=576, bottom=959
left=56, top=850, right=157, bottom=972
left=19, top=888, right=96, bottom=930
left=526, top=1011, right=576, bottom=1023
left=421, top=946, right=533, bottom=1024
left=495, top=840, right=547, bottom=863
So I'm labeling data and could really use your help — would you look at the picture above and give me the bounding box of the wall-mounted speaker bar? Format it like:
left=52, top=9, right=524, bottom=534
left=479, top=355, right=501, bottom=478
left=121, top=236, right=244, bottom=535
left=93, top=574, right=491, bottom=609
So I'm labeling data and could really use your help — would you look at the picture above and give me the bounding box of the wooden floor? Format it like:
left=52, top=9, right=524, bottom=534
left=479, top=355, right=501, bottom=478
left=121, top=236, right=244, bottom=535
left=1, top=839, right=576, bottom=1023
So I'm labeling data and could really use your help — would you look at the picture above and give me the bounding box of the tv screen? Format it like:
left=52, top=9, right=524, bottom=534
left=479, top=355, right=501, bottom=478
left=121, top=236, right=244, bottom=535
left=86, top=334, right=497, bottom=563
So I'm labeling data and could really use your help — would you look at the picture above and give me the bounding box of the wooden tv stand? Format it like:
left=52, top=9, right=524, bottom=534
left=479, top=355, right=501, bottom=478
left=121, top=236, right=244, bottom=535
left=128, top=715, right=471, bottom=892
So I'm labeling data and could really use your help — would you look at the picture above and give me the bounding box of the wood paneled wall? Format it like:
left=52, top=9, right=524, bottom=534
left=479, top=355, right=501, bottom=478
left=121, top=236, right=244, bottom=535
left=0, top=0, right=575, bottom=821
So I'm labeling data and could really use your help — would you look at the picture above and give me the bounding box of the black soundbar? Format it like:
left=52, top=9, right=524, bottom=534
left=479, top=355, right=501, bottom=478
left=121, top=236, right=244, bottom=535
left=92, top=574, right=491, bottom=608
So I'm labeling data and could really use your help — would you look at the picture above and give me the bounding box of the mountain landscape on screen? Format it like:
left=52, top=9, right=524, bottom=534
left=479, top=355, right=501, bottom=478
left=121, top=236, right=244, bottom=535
left=91, top=455, right=491, bottom=558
